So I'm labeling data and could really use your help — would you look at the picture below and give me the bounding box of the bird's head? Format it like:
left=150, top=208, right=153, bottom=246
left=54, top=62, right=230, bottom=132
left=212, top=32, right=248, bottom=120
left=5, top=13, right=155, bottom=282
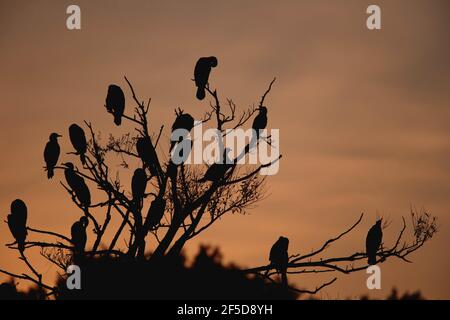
left=49, top=132, right=62, bottom=141
left=69, top=123, right=81, bottom=131
left=278, top=236, right=289, bottom=250
left=79, top=216, right=89, bottom=228
left=258, top=106, right=268, bottom=114
left=62, top=162, right=75, bottom=170
left=208, top=56, right=218, bottom=68
left=376, top=219, right=383, bottom=226
left=10, top=199, right=27, bottom=215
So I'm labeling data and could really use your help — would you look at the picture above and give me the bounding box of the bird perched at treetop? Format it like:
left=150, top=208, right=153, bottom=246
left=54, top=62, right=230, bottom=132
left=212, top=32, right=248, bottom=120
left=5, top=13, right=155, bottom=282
left=44, top=132, right=62, bottom=179
left=69, top=123, right=87, bottom=165
left=194, top=56, right=218, bottom=100
left=105, top=84, right=125, bottom=126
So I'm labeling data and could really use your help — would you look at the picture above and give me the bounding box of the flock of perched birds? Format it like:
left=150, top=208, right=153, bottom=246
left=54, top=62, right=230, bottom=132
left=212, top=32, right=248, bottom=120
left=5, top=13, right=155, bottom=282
left=5, top=57, right=383, bottom=285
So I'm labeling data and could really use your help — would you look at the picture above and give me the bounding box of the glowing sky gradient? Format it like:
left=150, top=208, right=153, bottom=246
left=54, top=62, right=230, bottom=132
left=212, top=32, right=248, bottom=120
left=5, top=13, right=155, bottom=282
left=0, top=0, right=449, bottom=299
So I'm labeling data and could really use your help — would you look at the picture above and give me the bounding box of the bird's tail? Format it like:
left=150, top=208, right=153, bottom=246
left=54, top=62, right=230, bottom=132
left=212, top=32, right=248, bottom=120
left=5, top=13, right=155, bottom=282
left=196, top=87, right=206, bottom=100
left=80, top=154, right=86, bottom=165
left=281, top=271, right=288, bottom=287
left=368, top=255, right=376, bottom=265
left=114, top=115, right=122, bottom=126
left=47, top=167, right=54, bottom=179
left=18, top=241, right=25, bottom=253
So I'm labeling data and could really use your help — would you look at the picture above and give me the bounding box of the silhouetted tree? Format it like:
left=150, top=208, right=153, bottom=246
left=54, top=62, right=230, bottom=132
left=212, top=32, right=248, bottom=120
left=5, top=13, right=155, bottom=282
left=1, top=58, right=438, bottom=299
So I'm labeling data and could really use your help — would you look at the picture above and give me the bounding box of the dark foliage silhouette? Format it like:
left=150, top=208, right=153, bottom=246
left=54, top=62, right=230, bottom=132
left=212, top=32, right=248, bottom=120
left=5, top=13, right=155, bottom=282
left=0, top=280, right=45, bottom=300
left=366, top=219, right=383, bottom=265
left=44, top=132, right=61, bottom=179
left=0, top=57, right=438, bottom=299
left=194, top=56, right=218, bottom=100
left=69, top=123, right=87, bottom=165
left=105, top=84, right=125, bottom=126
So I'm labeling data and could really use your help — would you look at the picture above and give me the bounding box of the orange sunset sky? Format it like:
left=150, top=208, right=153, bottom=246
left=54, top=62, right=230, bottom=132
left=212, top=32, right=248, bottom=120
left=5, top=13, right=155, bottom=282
left=0, top=0, right=449, bottom=299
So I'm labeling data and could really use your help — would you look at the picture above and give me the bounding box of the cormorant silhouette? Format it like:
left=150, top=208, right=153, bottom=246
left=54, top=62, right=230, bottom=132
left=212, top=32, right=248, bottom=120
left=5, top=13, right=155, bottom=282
left=198, top=148, right=233, bottom=183
left=69, top=124, right=87, bottom=165
left=44, top=132, right=61, bottom=179
left=194, top=56, right=218, bottom=100
left=71, top=216, right=89, bottom=254
left=144, top=196, right=166, bottom=231
left=252, top=106, right=268, bottom=141
left=366, top=219, right=383, bottom=265
left=136, top=137, right=158, bottom=176
left=131, top=168, right=147, bottom=208
left=170, top=112, right=194, bottom=152
left=269, top=236, right=289, bottom=286
left=7, top=199, right=28, bottom=252
left=105, top=84, right=125, bottom=126
left=63, top=162, right=91, bottom=209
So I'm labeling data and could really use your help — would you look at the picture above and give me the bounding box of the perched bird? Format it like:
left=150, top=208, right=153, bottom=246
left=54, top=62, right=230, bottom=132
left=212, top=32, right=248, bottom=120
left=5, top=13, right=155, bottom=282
left=194, top=56, right=218, bottom=100
left=269, top=236, right=289, bottom=286
left=105, top=84, right=125, bottom=126
left=7, top=199, right=28, bottom=252
left=69, top=124, right=87, bottom=165
left=131, top=168, right=147, bottom=207
left=144, top=196, right=166, bottom=231
left=170, top=138, right=192, bottom=166
left=252, top=106, right=268, bottom=141
left=366, top=219, right=383, bottom=265
left=198, top=148, right=234, bottom=183
left=170, top=112, right=195, bottom=152
left=44, top=132, right=62, bottom=179
left=63, top=162, right=91, bottom=209
left=71, top=216, right=89, bottom=254
left=136, top=137, right=158, bottom=176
